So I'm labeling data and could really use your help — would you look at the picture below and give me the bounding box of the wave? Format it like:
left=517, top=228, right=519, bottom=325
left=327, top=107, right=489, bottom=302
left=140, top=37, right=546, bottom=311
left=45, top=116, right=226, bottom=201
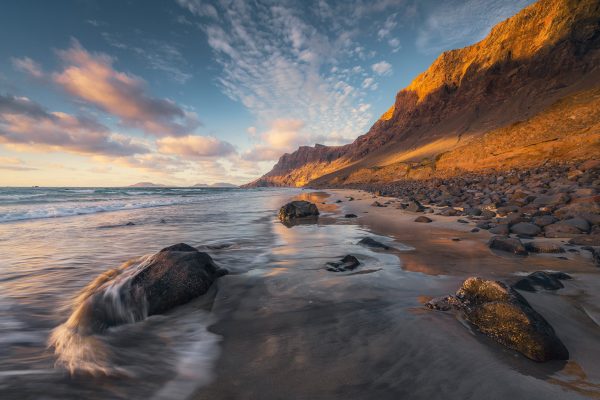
left=0, top=196, right=209, bottom=223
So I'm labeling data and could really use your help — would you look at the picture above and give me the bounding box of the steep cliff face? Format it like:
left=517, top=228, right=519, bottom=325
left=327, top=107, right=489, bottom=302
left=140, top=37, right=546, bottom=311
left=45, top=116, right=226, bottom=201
left=246, top=0, right=600, bottom=187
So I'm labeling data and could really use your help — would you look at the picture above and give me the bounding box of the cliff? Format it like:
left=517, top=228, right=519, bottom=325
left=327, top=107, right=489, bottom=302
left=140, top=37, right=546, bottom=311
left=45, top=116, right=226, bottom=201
left=245, top=0, right=600, bottom=188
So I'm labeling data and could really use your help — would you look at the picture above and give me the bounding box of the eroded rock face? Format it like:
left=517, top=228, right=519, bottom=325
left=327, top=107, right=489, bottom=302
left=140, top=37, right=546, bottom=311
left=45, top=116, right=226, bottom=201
left=426, top=277, right=569, bottom=362
left=278, top=201, right=319, bottom=223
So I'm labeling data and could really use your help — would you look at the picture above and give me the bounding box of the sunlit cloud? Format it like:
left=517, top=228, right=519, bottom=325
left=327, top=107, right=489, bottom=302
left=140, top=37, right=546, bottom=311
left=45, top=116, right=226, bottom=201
left=53, top=40, right=200, bottom=137
left=157, top=135, right=236, bottom=158
left=0, top=93, right=148, bottom=157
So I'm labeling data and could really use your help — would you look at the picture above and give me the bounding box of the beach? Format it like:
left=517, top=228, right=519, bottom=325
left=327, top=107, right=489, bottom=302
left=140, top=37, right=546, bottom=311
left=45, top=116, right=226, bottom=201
left=0, top=187, right=599, bottom=399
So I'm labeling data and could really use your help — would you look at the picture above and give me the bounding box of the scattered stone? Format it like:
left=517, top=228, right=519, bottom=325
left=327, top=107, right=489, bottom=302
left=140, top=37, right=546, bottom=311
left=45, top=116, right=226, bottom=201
left=524, top=241, right=565, bottom=253
left=426, top=277, right=569, bottom=362
left=489, top=236, right=528, bottom=255
left=358, top=237, right=390, bottom=250
left=278, top=201, right=319, bottom=223
left=510, top=222, right=542, bottom=237
left=326, top=255, right=360, bottom=272
left=489, top=224, right=510, bottom=235
left=413, top=216, right=431, bottom=223
left=513, top=271, right=571, bottom=292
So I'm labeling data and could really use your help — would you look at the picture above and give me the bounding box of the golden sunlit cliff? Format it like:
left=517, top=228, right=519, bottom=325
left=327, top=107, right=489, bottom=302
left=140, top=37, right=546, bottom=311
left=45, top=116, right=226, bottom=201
left=245, top=0, right=600, bottom=187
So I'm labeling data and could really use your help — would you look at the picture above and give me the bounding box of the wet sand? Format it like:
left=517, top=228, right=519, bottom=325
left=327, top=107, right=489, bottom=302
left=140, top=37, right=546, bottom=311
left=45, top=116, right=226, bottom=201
left=192, top=189, right=600, bottom=400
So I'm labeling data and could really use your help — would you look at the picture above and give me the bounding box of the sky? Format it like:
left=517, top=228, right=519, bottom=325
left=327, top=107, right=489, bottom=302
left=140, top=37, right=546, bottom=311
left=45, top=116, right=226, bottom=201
left=0, top=0, right=534, bottom=186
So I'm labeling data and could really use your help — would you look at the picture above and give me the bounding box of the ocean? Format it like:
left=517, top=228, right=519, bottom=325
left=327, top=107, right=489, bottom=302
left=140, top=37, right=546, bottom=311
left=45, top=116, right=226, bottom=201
left=0, top=187, right=597, bottom=399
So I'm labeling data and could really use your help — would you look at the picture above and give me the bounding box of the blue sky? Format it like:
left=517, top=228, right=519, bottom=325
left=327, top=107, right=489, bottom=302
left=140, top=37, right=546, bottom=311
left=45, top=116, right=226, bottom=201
left=0, top=0, right=533, bottom=186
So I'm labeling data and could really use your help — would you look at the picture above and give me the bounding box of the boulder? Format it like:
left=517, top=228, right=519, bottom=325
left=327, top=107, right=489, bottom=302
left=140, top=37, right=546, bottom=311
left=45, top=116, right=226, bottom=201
left=52, top=243, right=228, bottom=337
left=414, top=216, right=432, bottom=223
left=488, top=236, right=528, bottom=255
left=510, top=222, right=542, bottom=237
left=533, top=215, right=558, bottom=227
left=562, top=217, right=591, bottom=233
left=524, top=241, right=565, bottom=253
left=426, top=277, right=569, bottom=362
left=489, top=224, right=510, bottom=235
left=544, top=222, right=583, bottom=238
left=405, top=199, right=424, bottom=213
left=513, top=271, right=571, bottom=292
left=344, top=213, right=358, bottom=218
left=569, top=234, right=600, bottom=246
left=532, top=193, right=570, bottom=207
left=358, top=237, right=390, bottom=250
left=326, top=255, right=360, bottom=272
left=278, top=201, right=319, bottom=223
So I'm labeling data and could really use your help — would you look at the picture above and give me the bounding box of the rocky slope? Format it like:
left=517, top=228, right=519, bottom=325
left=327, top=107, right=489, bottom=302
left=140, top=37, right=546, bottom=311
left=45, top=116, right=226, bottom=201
left=246, top=0, right=600, bottom=187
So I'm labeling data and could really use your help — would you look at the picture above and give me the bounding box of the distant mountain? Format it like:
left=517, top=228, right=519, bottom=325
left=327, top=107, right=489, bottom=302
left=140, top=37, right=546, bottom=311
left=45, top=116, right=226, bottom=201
left=128, top=182, right=166, bottom=187
left=193, top=182, right=238, bottom=188
left=246, top=0, right=600, bottom=187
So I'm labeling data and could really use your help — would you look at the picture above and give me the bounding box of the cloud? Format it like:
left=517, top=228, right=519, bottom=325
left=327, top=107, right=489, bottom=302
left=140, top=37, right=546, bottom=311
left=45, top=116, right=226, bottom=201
left=242, top=118, right=307, bottom=161
left=11, top=57, right=44, bottom=78
left=0, top=93, right=148, bottom=157
left=0, top=156, right=38, bottom=171
left=157, top=135, right=236, bottom=158
left=377, top=14, right=398, bottom=40
left=361, top=77, right=377, bottom=90
left=177, top=0, right=415, bottom=161
left=372, top=61, right=392, bottom=75
left=388, top=38, right=401, bottom=52
left=176, top=0, right=218, bottom=18
left=416, top=0, right=534, bottom=54
left=53, top=40, right=200, bottom=137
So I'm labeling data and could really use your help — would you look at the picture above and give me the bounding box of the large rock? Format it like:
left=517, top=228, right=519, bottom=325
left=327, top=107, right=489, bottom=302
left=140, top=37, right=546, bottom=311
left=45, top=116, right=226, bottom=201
left=524, top=241, right=565, bottom=253
left=326, top=255, right=360, bottom=272
left=426, top=277, right=569, bottom=362
left=510, top=222, right=542, bottom=237
left=52, top=243, right=228, bottom=337
left=513, top=271, right=571, bottom=292
left=278, top=201, right=319, bottom=223
left=544, top=222, right=584, bottom=238
left=569, top=234, right=600, bottom=246
left=488, top=236, right=528, bottom=255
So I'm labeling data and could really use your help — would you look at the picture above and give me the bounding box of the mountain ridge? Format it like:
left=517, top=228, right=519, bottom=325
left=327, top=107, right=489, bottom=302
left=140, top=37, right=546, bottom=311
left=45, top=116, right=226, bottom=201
left=245, top=0, right=600, bottom=188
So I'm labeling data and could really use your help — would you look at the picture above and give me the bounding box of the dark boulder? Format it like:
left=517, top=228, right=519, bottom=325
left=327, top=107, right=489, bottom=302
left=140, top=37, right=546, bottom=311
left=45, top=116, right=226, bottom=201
left=405, top=199, right=424, bottom=213
left=544, top=222, right=583, bottom=238
left=426, top=277, right=569, bottom=362
left=358, top=237, right=390, bottom=250
left=414, top=216, right=432, bottom=223
left=326, top=255, right=360, bottom=272
left=488, top=236, right=528, bottom=255
left=569, top=234, right=600, bottom=246
left=510, top=222, right=542, bottom=237
left=344, top=213, right=358, bottom=218
left=524, top=241, right=565, bottom=253
left=533, top=215, right=558, bottom=227
left=278, top=201, right=319, bottom=223
left=489, top=224, right=510, bottom=235
left=513, top=271, right=572, bottom=292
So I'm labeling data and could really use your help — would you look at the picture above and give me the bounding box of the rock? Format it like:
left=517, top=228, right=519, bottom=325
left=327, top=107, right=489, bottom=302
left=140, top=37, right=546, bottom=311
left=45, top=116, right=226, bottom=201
left=438, top=207, right=459, bottom=216
left=480, top=210, right=497, bottom=219
left=405, top=199, right=424, bottom=213
left=427, top=277, right=569, bottom=362
left=476, top=222, right=492, bottom=230
left=464, top=207, right=482, bottom=216
left=457, top=219, right=469, bottom=224
left=569, top=235, right=600, bottom=246
left=524, top=241, right=565, bottom=253
left=414, top=216, right=432, bottom=223
left=513, top=271, right=571, bottom=292
left=489, top=236, right=528, bottom=255
left=126, top=221, right=135, bottom=226
left=554, top=201, right=600, bottom=222
left=533, top=215, right=558, bottom=227
left=544, top=222, right=584, bottom=238
left=582, top=247, right=600, bottom=266
left=489, top=224, right=510, bottom=235
left=532, top=193, right=570, bottom=207
left=371, top=201, right=386, bottom=207
left=52, top=243, right=228, bottom=337
left=278, top=201, right=319, bottom=223
left=159, top=219, right=166, bottom=224
left=579, top=159, right=600, bottom=172
left=335, top=199, right=343, bottom=203
left=358, top=237, right=390, bottom=250
left=344, top=213, right=358, bottom=218
left=496, top=205, right=520, bottom=217
left=510, top=222, right=542, bottom=237
left=562, top=217, right=591, bottom=233
left=451, top=238, right=461, bottom=241
left=326, top=255, right=360, bottom=272
left=471, top=228, right=480, bottom=232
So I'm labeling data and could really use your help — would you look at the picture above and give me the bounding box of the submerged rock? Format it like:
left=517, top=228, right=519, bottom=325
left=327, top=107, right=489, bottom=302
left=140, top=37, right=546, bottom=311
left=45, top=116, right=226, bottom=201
left=488, top=236, right=528, bottom=255
left=513, top=271, right=571, bottom=292
left=426, top=277, right=569, bottom=362
left=326, top=255, right=360, bottom=272
left=358, top=237, right=390, bottom=250
left=49, top=243, right=228, bottom=373
left=278, top=201, right=319, bottom=223
left=414, top=216, right=432, bottom=223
